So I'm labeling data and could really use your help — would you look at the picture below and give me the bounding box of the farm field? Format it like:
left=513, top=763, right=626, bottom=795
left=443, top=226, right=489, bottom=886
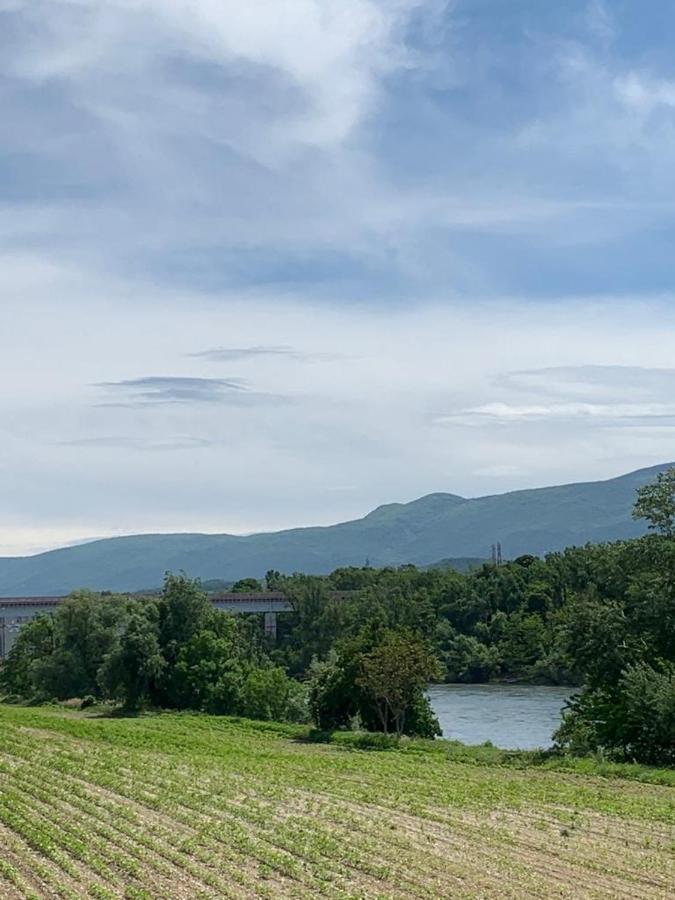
left=0, top=705, right=673, bottom=899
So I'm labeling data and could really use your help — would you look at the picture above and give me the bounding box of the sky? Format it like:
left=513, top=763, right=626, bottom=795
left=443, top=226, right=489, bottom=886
left=2, top=0, right=675, bottom=556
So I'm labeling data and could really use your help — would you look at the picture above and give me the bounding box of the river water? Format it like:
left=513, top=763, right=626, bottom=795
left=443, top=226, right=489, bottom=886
left=428, top=684, right=576, bottom=750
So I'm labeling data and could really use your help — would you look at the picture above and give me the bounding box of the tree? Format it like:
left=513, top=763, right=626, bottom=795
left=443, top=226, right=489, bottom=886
left=307, top=651, right=360, bottom=731
left=283, top=580, right=345, bottom=675
left=633, top=467, right=675, bottom=537
left=265, top=570, right=284, bottom=590
left=240, top=667, right=307, bottom=722
left=38, top=591, right=129, bottom=698
left=615, top=662, right=675, bottom=765
left=498, top=612, right=549, bottom=677
left=173, top=628, right=245, bottom=714
left=155, top=573, right=213, bottom=706
left=556, top=662, right=675, bottom=765
left=358, top=630, right=441, bottom=736
left=0, top=615, right=56, bottom=698
left=0, top=593, right=129, bottom=701
left=231, top=578, right=263, bottom=593
left=435, top=623, right=498, bottom=683
left=98, top=606, right=165, bottom=710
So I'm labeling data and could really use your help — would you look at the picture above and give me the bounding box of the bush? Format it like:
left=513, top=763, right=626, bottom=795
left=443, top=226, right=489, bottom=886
left=347, top=732, right=400, bottom=751
left=555, top=663, right=675, bottom=766
left=615, top=663, right=675, bottom=765
left=240, top=667, right=308, bottom=723
left=301, top=729, right=400, bottom=751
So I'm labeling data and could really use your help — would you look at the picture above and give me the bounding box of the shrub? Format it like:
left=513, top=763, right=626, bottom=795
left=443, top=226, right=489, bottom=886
left=555, top=663, right=675, bottom=766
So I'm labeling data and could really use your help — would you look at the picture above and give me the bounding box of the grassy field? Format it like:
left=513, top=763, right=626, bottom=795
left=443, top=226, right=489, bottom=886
left=0, top=705, right=673, bottom=899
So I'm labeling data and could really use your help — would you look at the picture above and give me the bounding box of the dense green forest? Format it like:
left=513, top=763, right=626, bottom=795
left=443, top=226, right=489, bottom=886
left=2, top=470, right=674, bottom=763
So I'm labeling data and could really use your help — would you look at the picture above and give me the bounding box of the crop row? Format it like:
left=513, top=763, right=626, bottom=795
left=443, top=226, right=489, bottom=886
left=0, top=707, right=673, bottom=899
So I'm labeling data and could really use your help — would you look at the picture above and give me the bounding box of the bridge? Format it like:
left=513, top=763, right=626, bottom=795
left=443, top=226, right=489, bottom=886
left=0, top=591, right=321, bottom=659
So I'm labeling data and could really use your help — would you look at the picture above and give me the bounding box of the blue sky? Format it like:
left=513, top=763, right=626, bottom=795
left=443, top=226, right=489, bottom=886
left=2, top=0, right=675, bottom=555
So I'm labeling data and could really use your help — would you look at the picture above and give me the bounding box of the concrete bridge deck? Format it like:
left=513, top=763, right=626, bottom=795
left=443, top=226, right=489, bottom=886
left=0, top=591, right=352, bottom=658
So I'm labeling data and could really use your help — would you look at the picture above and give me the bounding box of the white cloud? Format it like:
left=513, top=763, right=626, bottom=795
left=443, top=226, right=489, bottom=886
left=2, top=257, right=675, bottom=554
left=440, top=401, right=675, bottom=427
left=4, top=3, right=675, bottom=555
left=584, top=0, right=615, bottom=47
left=436, top=365, right=675, bottom=427
left=7, top=0, right=669, bottom=293
left=7, top=0, right=419, bottom=155
left=615, top=73, right=675, bottom=114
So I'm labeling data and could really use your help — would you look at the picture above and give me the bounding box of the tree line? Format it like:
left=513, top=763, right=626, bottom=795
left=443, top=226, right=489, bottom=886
left=1, top=470, right=674, bottom=763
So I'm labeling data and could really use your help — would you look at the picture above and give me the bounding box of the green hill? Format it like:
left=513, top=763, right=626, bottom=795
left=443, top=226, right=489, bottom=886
left=0, top=463, right=669, bottom=596
left=425, top=557, right=488, bottom=572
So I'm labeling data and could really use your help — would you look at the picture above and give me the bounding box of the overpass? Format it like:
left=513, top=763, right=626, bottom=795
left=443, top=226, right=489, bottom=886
left=0, top=591, right=329, bottom=659
left=0, top=592, right=291, bottom=658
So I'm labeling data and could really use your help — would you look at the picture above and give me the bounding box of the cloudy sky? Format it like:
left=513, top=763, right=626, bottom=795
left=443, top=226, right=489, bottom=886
left=2, top=0, right=675, bottom=556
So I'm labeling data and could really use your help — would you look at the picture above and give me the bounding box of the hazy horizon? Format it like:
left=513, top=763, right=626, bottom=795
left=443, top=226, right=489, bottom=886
left=3, top=459, right=668, bottom=559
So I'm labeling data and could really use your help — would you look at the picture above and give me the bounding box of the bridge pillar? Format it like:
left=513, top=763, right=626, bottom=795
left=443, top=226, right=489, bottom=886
left=0, top=619, right=21, bottom=660
left=264, top=612, right=277, bottom=641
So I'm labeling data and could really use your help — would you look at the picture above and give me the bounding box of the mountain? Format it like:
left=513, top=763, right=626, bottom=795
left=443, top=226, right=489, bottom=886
left=425, top=558, right=488, bottom=572
left=0, top=463, right=669, bottom=596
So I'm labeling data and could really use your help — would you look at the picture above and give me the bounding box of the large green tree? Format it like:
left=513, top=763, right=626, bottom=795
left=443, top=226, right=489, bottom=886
left=633, top=466, right=675, bottom=536
left=358, top=630, right=441, bottom=736
left=98, top=606, right=165, bottom=711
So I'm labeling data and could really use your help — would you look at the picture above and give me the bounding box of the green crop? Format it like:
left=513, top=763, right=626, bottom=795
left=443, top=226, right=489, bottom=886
left=0, top=705, right=672, bottom=898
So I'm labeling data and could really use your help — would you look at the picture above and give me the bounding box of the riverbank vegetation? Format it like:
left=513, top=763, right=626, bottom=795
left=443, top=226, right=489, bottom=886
left=0, top=704, right=672, bottom=899
left=1, top=471, right=674, bottom=762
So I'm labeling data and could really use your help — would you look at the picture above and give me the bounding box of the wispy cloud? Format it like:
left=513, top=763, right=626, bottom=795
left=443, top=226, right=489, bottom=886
left=585, top=0, right=615, bottom=47
left=6, top=2, right=675, bottom=554
left=58, top=435, right=216, bottom=450
left=191, top=345, right=300, bottom=361
left=436, top=403, right=675, bottom=427
left=501, top=365, right=675, bottom=400
left=190, top=345, right=344, bottom=362
left=95, top=376, right=283, bottom=407
left=3, top=0, right=675, bottom=304
left=614, top=73, right=675, bottom=114
left=435, top=366, right=675, bottom=428
left=5, top=0, right=418, bottom=154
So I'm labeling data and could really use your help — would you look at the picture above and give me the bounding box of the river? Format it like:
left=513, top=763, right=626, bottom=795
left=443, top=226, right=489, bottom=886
left=428, top=683, right=576, bottom=750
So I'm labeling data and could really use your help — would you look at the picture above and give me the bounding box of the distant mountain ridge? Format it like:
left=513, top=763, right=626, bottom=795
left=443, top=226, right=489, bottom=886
left=0, top=463, right=669, bottom=596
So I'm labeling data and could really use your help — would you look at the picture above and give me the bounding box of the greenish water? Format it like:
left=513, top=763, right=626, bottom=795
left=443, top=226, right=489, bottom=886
left=428, top=683, right=576, bottom=750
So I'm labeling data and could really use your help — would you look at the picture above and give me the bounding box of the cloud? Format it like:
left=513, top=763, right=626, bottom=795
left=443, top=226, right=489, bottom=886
left=437, top=403, right=675, bottom=427
left=58, top=435, right=215, bottom=451
left=4, top=0, right=675, bottom=305
left=584, top=0, right=615, bottom=47
left=190, top=345, right=344, bottom=362
left=6, top=4, right=675, bottom=554
left=191, top=345, right=300, bottom=361
left=614, top=73, right=675, bottom=114
left=501, top=365, right=675, bottom=400
left=4, top=276, right=675, bottom=554
left=5, top=0, right=419, bottom=154
left=436, top=366, right=675, bottom=428
left=0, top=0, right=463, bottom=301
left=95, top=376, right=283, bottom=407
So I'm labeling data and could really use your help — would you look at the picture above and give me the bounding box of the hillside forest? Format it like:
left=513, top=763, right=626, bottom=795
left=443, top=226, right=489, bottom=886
left=2, top=470, right=674, bottom=765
